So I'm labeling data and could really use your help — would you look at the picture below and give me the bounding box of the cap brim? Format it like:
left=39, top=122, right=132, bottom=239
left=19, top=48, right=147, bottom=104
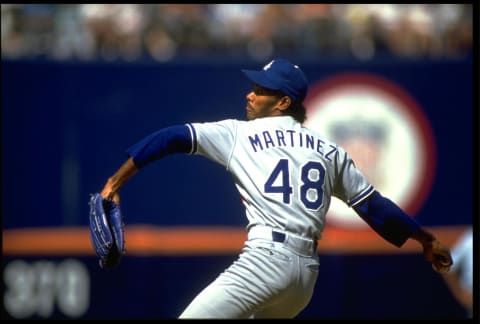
left=241, top=69, right=282, bottom=91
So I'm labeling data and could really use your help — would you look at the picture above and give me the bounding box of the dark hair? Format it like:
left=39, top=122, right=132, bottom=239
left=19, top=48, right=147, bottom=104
left=284, top=100, right=307, bottom=124
left=271, top=89, right=307, bottom=123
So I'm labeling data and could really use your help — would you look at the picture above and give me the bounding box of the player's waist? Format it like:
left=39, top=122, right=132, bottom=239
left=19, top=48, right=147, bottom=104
left=247, top=225, right=318, bottom=256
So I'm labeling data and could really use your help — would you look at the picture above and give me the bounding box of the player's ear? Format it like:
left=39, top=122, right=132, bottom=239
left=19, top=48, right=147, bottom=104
left=276, top=96, right=292, bottom=111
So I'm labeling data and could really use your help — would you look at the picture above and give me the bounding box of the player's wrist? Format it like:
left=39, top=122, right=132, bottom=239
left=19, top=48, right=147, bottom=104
left=411, top=227, right=436, bottom=246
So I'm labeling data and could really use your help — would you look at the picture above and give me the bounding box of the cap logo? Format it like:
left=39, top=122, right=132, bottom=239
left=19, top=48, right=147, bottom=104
left=263, top=60, right=274, bottom=71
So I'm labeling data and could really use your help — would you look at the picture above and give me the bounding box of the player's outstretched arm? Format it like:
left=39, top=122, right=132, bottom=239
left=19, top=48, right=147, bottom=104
left=101, top=157, right=138, bottom=204
left=100, top=124, right=194, bottom=204
left=353, top=190, right=453, bottom=273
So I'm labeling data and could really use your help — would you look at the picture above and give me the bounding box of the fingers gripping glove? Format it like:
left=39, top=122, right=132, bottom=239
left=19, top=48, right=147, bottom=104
left=89, top=193, right=125, bottom=269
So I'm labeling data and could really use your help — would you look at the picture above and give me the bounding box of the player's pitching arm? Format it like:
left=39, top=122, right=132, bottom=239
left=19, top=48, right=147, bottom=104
left=353, top=190, right=453, bottom=273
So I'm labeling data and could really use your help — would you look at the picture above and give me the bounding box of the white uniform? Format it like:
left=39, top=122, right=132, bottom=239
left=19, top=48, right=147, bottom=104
left=450, top=229, right=473, bottom=300
left=179, top=115, right=374, bottom=318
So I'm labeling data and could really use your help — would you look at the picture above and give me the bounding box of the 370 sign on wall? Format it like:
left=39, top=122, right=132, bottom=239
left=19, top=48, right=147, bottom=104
left=3, top=259, right=90, bottom=319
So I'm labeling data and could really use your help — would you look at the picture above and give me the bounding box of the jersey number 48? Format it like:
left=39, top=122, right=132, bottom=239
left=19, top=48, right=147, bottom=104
left=264, top=158, right=326, bottom=210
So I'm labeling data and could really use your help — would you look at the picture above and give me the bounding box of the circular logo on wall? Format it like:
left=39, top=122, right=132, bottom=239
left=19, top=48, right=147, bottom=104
left=304, top=73, right=436, bottom=229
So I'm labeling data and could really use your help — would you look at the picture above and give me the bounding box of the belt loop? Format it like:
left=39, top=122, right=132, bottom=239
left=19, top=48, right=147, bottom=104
left=248, top=225, right=317, bottom=256
left=272, top=230, right=286, bottom=243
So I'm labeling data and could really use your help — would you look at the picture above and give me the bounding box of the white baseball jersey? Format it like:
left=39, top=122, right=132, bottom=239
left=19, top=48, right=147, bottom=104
left=450, top=228, right=473, bottom=293
left=187, top=115, right=374, bottom=241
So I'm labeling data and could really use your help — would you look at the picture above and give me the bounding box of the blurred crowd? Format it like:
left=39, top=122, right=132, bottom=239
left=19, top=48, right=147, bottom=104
left=1, top=4, right=473, bottom=63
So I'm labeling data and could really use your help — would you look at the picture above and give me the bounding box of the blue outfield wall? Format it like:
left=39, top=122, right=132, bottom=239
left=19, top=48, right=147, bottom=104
left=1, top=57, right=475, bottom=319
left=1, top=58, right=474, bottom=229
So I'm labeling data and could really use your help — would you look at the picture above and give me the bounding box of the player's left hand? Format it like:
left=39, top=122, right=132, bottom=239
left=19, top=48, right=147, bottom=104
left=423, top=239, right=453, bottom=273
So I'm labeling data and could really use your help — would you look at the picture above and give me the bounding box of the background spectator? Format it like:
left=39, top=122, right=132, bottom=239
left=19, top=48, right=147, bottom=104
left=1, top=4, right=473, bottom=63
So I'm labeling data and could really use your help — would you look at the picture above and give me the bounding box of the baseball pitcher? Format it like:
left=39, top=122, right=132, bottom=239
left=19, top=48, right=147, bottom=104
left=89, top=58, right=453, bottom=318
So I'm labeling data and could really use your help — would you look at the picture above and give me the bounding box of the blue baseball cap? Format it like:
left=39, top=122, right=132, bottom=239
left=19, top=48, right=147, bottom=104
left=242, top=58, right=308, bottom=102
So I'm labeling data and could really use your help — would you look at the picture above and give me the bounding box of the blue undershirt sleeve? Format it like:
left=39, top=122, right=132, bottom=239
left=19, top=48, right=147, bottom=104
left=353, top=190, right=421, bottom=247
left=126, top=124, right=193, bottom=169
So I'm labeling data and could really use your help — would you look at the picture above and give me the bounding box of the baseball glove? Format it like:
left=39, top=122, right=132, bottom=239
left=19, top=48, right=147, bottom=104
left=88, top=193, right=125, bottom=269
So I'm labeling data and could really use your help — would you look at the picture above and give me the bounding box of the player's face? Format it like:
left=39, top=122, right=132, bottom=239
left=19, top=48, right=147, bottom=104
left=245, top=84, right=286, bottom=120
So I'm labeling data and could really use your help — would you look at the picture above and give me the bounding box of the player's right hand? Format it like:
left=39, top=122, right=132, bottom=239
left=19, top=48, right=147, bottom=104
left=426, top=240, right=453, bottom=273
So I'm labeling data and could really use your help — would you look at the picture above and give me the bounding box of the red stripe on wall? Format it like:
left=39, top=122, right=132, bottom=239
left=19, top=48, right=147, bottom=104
left=2, top=225, right=469, bottom=256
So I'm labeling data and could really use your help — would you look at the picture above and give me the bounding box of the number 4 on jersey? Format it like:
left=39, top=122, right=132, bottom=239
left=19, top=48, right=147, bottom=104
left=264, top=158, right=326, bottom=210
left=264, top=159, right=293, bottom=203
